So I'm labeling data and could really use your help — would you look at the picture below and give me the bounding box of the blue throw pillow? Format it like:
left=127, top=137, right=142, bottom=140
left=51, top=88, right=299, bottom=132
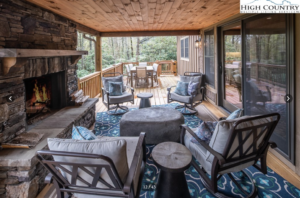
left=191, top=121, right=218, bottom=144
left=109, top=82, right=123, bottom=96
left=188, top=81, right=199, bottom=96
left=226, top=109, right=243, bottom=120
left=72, top=125, right=96, bottom=140
left=174, top=81, right=189, bottom=96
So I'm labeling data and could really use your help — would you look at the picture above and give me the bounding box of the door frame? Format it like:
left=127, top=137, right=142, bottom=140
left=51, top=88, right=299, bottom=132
left=217, top=22, right=242, bottom=113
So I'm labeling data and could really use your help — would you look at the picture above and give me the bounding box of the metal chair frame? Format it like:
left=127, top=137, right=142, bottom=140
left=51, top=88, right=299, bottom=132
left=102, top=72, right=134, bottom=115
left=167, top=72, right=205, bottom=115
left=36, top=133, right=146, bottom=198
left=180, top=113, right=280, bottom=198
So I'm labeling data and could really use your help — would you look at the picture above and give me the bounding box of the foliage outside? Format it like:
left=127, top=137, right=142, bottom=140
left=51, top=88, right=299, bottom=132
left=76, top=33, right=177, bottom=78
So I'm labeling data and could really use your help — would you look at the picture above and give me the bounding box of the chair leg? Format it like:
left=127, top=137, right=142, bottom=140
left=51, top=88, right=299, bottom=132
left=107, top=104, right=129, bottom=115
left=175, top=103, right=198, bottom=115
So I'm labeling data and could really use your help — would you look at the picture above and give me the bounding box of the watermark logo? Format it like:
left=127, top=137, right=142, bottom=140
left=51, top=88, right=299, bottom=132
left=240, top=0, right=300, bottom=13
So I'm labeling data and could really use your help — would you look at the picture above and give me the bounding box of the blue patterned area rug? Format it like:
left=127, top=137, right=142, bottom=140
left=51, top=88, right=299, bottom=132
left=94, top=103, right=300, bottom=198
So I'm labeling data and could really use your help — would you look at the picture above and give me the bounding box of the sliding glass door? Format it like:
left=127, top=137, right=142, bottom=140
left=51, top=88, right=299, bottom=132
left=242, top=14, right=293, bottom=160
left=219, top=23, right=242, bottom=112
left=217, top=14, right=294, bottom=161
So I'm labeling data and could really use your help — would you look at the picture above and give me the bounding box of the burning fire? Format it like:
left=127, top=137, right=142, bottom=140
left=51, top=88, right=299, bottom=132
left=32, top=80, right=50, bottom=103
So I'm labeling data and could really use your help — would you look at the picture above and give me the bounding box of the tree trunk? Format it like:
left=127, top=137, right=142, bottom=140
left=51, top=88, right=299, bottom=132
left=136, top=37, right=140, bottom=62
left=130, top=37, right=134, bottom=59
left=125, top=37, right=130, bottom=60
left=111, top=37, right=115, bottom=61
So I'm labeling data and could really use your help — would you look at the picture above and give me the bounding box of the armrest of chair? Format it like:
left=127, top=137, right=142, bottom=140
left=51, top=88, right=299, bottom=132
left=181, top=124, right=226, bottom=166
left=123, top=132, right=146, bottom=194
left=45, top=173, right=53, bottom=184
left=167, top=85, right=176, bottom=93
left=102, top=87, right=109, bottom=95
left=125, top=85, right=134, bottom=95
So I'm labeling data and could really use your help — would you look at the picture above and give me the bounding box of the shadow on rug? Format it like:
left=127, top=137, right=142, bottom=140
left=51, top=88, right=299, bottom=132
left=94, top=103, right=300, bottom=198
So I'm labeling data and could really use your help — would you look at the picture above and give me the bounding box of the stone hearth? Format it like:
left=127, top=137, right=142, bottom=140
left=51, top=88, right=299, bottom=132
left=0, top=98, right=97, bottom=198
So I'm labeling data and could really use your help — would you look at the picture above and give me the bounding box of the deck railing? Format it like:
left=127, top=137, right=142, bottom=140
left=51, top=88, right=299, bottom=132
left=122, top=60, right=177, bottom=76
left=77, top=60, right=177, bottom=98
left=77, top=71, right=101, bottom=98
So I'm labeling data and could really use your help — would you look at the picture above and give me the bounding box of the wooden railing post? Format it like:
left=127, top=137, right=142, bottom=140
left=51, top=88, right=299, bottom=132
left=96, top=34, right=102, bottom=97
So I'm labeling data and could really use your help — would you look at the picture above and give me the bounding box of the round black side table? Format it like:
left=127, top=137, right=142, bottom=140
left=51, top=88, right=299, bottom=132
left=137, top=92, right=153, bottom=108
left=152, top=142, right=192, bottom=198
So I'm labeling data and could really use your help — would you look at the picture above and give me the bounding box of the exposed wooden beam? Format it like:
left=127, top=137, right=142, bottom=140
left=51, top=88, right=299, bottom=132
left=101, top=30, right=200, bottom=37
left=76, top=23, right=100, bottom=36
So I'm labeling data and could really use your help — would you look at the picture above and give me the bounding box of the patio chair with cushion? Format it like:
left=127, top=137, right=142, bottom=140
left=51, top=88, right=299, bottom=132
left=167, top=72, right=205, bottom=115
left=37, top=132, right=146, bottom=198
left=102, top=72, right=134, bottom=115
left=135, top=67, right=148, bottom=87
left=180, top=113, right=280, bottom=198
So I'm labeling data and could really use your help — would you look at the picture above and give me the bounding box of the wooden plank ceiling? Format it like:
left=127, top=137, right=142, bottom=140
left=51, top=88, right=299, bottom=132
left=25, top=0, right=240, bottom=33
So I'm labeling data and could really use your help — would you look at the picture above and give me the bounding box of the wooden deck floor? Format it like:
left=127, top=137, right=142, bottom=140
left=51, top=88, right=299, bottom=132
left=95, top=75, right=180, bottom=112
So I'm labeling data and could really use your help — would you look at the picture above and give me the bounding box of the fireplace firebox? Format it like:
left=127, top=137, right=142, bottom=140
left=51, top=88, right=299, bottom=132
left=24, top=71, right=67, bottom=125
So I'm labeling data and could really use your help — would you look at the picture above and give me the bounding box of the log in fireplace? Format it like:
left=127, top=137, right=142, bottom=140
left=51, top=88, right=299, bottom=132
left=24, top=71, right=67, bottom=125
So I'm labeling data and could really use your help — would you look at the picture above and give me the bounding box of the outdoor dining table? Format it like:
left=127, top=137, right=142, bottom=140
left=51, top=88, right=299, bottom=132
left=130, top=66, right=154, bottom=87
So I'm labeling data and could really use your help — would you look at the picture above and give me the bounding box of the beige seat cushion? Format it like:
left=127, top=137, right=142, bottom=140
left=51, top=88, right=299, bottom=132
left=48, top=138, right=129, bottom=187
left=207, top=115, right=273, bottom=163
left=48, top=136, right=143, bottom=198
left=184, top=129, right=255, bottom=176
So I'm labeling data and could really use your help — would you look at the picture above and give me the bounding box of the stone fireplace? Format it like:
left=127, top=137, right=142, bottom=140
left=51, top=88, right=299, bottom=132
left=0, top=50, right=98, bottom=198
left=0, top=0, right=100, bottom=197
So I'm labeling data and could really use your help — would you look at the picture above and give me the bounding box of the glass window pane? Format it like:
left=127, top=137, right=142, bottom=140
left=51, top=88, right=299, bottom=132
left=185, top=38, right=189, bottom=58
left=244, top=14, right=288, bottom=154
left=205, top=30, right=215, bottom=88
left=181, top=39, right=184, bottom=58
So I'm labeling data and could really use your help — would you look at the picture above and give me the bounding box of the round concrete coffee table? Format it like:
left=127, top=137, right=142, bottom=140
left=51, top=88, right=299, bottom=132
left=120, top=107, right=184, bottom=144
left=152, top=142, right=192, bottom=198
left=137, top=92, right=153, bottom=108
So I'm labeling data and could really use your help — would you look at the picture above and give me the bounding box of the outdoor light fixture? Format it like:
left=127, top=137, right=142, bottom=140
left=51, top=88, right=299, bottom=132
left=195, top=36, right=201, bottom=48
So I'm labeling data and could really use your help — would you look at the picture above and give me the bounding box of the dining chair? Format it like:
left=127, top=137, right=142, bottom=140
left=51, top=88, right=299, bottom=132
left=125, top=64, right=135, bottom=85
left=148, top=63, right=159, bottom=84
left=135, top=67, right=148, bottom=87
left=138, top=62, right=147, bottom=67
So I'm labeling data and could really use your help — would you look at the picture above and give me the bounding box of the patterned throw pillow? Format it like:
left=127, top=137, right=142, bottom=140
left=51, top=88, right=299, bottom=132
left=191, top=121, right=218, bottom=144
left=109, top=82, right=123, bottom=96
left=174, top=81, right=189, bottom=96
left=226, top=109, right=243, bottom=120
left=188, top=81, right=199, bottom=96
left=72, top=125, right=96, bottom=140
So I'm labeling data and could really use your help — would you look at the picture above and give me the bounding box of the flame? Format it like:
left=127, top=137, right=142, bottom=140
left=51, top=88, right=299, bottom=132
left=42, top=85, right=48, bottom=101
left=32, top=80, right=49, bottom=103
left=33, top=80, right=42, bottom=102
